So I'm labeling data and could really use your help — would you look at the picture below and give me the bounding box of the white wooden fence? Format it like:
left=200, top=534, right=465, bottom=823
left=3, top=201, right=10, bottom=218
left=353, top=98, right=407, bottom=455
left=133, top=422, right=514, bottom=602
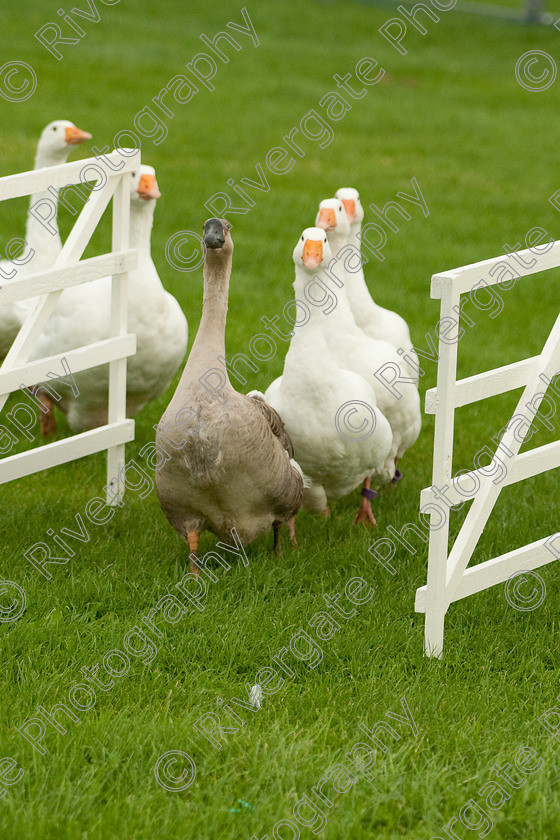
left=0, top=150, right=139, bottom=504
left=415, top=241, right=560, bottom=657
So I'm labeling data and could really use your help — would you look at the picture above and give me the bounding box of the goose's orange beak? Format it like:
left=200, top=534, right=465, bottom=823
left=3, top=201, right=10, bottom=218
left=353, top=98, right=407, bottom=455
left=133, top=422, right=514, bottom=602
left=137, top=174, right=161, bottom=200
left=302, top=239, right=323, bottom=269
left=65, top=125, right=92, bottom=145
left=341, top=198, right=356, bottom=223
left=316, top=207, right=336, bottom=230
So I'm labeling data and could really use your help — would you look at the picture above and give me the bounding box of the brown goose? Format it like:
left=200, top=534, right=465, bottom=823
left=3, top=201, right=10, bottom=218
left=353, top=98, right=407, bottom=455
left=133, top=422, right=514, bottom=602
left=155, top=218, right=303, bottom=573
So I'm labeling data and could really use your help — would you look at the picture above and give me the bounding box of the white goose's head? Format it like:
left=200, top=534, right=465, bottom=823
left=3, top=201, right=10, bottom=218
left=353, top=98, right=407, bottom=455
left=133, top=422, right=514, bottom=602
left=37, top=120, right=92, bottom=160
left=130, top=164, right=162, bottom=203
left=293, top=226, right=333, bottom=271
left=335, top=187, right=364, bottom=227
left=315, top=198, right=350, bottom=237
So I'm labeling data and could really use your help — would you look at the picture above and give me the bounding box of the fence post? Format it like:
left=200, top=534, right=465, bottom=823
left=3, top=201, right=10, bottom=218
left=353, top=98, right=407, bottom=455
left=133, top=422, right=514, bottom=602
left=106, top=155, right=135, bottom=505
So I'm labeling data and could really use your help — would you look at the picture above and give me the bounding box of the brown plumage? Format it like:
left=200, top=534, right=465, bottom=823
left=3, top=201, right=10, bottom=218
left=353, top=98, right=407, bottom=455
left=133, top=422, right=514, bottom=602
left=248, top=393, right=295, bottom=458
left=154, top=218, right=303, bottom=572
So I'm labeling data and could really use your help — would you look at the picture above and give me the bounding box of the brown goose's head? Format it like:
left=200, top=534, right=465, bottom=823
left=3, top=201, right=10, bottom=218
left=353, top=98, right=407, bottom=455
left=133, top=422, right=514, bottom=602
left=202, top=218, right=233, bottom=256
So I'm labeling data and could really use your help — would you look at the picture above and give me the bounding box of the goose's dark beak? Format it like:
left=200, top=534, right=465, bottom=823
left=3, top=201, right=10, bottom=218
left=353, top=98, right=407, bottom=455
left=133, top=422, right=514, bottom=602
left=203, top=218, right=225, bottom=249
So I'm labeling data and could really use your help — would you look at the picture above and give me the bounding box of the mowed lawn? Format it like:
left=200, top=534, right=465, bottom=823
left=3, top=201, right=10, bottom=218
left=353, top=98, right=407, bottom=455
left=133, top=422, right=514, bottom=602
left=1, top=1, right=560, bottom=838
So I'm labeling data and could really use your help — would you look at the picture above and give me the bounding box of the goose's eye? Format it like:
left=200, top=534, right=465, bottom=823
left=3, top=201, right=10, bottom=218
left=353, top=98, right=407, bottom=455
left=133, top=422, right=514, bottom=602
left=323, top=238, right=327, bottom=243
left=52, top=126, right=57, bottom=132
left=301, top=235, right=304, bottom=240
left=131, top=171, right=136, bottom=177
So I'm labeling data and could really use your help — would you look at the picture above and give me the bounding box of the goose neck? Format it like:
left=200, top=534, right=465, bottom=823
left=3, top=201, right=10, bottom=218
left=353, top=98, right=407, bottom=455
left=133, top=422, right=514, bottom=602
left=130, top=200, right=155, bottom=252
left=25, top=146, right=73, bottom=269
left=350, top=219, right=362, bottom=241
left=293, top=264, right=334, bottom=324
left=183, top=249, right=231, bottom=382
left=326, top=229, right=348, bottom=260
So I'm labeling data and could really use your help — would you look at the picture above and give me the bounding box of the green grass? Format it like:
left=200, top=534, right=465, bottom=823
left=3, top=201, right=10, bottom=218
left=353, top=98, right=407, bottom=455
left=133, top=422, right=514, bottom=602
left=1, top=1, right=560, bottom=838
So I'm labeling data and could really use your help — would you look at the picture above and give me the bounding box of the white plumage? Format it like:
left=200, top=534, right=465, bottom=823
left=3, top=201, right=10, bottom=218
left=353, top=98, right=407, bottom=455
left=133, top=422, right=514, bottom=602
left=31, top=165, right=188, bottom=431
left=315, top=197, right=421, bottom=477
left=265, top=228, right=393, bottom=517
left=334, top=186, right=419, bottom=380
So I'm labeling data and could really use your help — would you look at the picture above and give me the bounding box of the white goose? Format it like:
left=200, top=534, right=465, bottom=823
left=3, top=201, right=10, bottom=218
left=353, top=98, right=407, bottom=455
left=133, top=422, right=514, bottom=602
left=264, top=228, right=392, bottom=523
left=315, top=197, right=421, bottom=515
left=334, top=187, right=419, bottom=379
left=0, top=120, right=92, bottom=359
left=31, top=165, right=188, bottom=432
left=155, top=218, right=303, bottom=571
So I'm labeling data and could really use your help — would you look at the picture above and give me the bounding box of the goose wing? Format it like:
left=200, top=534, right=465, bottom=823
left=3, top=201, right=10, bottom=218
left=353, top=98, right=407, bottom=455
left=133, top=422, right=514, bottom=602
left=247, top=392, right=295, bottom=458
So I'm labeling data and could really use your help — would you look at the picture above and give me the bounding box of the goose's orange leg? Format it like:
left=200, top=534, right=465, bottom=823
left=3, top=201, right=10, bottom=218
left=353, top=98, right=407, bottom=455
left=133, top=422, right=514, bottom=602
left=187, top=530, right=200, bottom=575
left=288, top=516, right=298, bottom=546
left=353, top=478, right=377, bottom=527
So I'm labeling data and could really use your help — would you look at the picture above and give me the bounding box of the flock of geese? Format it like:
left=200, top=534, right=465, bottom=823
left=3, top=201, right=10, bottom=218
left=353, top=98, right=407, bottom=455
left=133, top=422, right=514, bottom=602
left=1, top=120, right=422, bottom=572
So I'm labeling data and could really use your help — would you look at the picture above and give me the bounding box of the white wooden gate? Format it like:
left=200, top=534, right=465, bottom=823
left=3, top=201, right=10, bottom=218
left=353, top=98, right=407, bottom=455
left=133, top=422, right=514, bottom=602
left=0, top=150, right=139, bottom=504
left=415, top=241, right=560, bottom=657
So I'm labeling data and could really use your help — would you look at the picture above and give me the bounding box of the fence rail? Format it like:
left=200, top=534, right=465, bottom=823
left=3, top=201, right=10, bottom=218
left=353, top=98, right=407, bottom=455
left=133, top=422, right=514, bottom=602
left=0, top=149, right=139, bottom=503
left=415, top=240, right=560, bottom=657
